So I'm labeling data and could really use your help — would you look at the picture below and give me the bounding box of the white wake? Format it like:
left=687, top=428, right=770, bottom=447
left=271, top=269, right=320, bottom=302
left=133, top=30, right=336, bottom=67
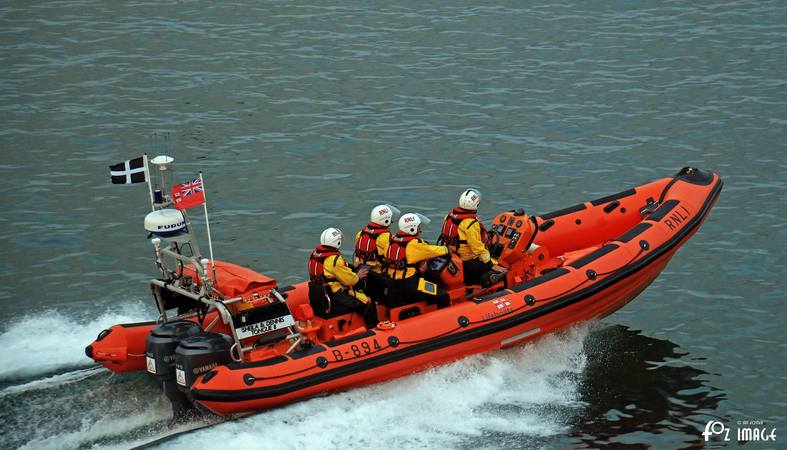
left=160, top=324, right=593, bottom=450
left=0, top=301, right=154, bottom=381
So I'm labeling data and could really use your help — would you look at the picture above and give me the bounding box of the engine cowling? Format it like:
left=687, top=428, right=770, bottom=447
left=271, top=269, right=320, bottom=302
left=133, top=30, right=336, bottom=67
left=175, top=332, right=234, bottom=392
left=145, top=320, right=203, bottom=419
left=145, top=320, right=203, bottom=378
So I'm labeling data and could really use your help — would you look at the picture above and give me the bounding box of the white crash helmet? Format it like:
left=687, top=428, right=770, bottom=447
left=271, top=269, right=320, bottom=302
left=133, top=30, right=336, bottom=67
left=398, top=213, right=431, bottom=236
left=370, top=204, right=400, bottom=226
left=320, top=227, right=343, bottom=249
left=458, top=188, right=482, bottom=211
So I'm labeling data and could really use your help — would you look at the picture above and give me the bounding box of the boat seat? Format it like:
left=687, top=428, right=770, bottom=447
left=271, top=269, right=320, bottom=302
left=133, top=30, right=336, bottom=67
left=316, top=313, right=365, bottom=341
left=293, top=304, right=321, bottom=343
left=389, top=301, right=436, bottom=322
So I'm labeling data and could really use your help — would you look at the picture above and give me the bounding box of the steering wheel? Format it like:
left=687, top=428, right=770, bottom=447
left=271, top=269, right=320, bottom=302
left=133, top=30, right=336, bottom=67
left=485, top=228, right=503, bottom=259
left=485, top=229, right=501, bottom=248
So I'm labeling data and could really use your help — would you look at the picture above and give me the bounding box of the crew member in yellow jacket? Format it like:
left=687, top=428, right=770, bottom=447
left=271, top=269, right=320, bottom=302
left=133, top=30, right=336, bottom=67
left=353, top=204, right=397, bottom=301
left=439, top=188, right=506, bottom=286
left=384, top=213, right=451, bottom=309
left=308, top=227, right=378, bottom=326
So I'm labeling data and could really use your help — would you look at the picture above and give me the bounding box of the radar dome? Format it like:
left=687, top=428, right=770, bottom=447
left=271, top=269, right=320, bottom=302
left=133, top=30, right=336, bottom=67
left=144, top=209, right=189, bottom=242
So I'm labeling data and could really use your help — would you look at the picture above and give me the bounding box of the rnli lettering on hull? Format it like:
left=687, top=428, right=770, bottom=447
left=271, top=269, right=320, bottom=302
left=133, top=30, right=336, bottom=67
left=664, top=205, right=691, bottom=231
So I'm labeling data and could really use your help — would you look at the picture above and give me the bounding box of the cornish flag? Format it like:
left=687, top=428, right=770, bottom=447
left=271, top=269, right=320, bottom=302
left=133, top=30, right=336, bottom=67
left=172, top=176, right=206, bottom=211
left=109, top=156, right=147, bottom=184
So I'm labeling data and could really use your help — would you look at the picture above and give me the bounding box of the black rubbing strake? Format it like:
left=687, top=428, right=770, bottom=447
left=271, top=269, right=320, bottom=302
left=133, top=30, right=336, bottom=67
left=538, top=219, right=555, bottom=232
left=288, top=344, right=327, bottom=360
left=617, top=223, right=652, bottom=243
left=603, top=201, right=620, bottom=214
left=228, top=355, right=288, bottom=370
left=540, top=203, right=587, bottom=220
left=590, top=188, right=636, bottom=206
left=324, top=330, right=376, bottom=347
left=472, top=289, right=510, bottom=304
left=118, top=320, right=157, bottom=328
left=509, top=268, right=570, bottom=293
left=568, top=244, right=620, bottom=269
left=674, top=167, right=714, bottom=185
left=648, top=200, right=679, bottom=221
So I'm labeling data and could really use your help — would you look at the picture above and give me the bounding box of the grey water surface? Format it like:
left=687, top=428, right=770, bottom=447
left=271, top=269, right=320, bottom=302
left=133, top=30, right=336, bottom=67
left=0, top=1, right=785, bottom=449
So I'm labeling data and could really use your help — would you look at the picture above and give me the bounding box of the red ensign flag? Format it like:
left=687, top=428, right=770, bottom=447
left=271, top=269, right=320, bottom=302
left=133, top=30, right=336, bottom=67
left=172, top=177, right=206, bottom=210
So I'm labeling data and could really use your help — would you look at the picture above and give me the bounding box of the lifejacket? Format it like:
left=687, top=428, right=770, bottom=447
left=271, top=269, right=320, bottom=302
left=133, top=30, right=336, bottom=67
left=384, top=232, right=421, bottom=279
left=439, top=207, right=487, bottom=251
left=354, top=222, right=389, bottom=264
left=308, top=245, right=341, bottom=285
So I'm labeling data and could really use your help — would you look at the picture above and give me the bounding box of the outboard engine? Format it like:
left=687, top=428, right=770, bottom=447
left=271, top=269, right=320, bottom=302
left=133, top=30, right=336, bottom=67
left=175, top=332, right=234, bottom=394
left=145, top=320, right=203, bottom=419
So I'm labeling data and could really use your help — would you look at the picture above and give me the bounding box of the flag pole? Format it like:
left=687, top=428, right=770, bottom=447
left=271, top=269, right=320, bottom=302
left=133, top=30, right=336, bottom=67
left=200, top=172, right=217, bottom=284
left=143, top=153, right=156, bottom=211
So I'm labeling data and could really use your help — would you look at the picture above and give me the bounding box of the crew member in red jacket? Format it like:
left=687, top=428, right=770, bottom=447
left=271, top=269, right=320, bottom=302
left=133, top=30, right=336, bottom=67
left=308, top=227, right=378, bottom=326
left=384, top=213, right=451, bottom=309
left=353, top=204, right=397, bottom=301
left=439, top=188, right=505, bottom=286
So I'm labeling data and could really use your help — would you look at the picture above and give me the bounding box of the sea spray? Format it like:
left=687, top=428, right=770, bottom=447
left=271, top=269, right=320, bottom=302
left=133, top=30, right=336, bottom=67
left=0, top=366, right=105, bottom=398
left=159, top=323, right=595, bottom=450
left=0, top=304, right=595, bottom=450
left=17, top=398, right=174, bottom=450
left=0, top=301, right=152, bottom=381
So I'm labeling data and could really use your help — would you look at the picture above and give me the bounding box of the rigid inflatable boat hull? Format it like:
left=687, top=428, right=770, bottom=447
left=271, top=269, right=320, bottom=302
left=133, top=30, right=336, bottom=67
left=192, top=170, right=722, bottom=416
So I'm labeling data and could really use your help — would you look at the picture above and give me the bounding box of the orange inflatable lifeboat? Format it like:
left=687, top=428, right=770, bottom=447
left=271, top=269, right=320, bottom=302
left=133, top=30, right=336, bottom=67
left=86, top=167, right=722, bottom=418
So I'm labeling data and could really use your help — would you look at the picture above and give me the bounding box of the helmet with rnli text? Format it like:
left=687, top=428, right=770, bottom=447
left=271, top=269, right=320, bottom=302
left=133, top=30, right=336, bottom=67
left=320, top=227, right=343, bottom=249
left=398, top=213, right=431, bottom=236
left=370, top=204, right=400, bottom=226
left=458, top=188, right=482, bottom=211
